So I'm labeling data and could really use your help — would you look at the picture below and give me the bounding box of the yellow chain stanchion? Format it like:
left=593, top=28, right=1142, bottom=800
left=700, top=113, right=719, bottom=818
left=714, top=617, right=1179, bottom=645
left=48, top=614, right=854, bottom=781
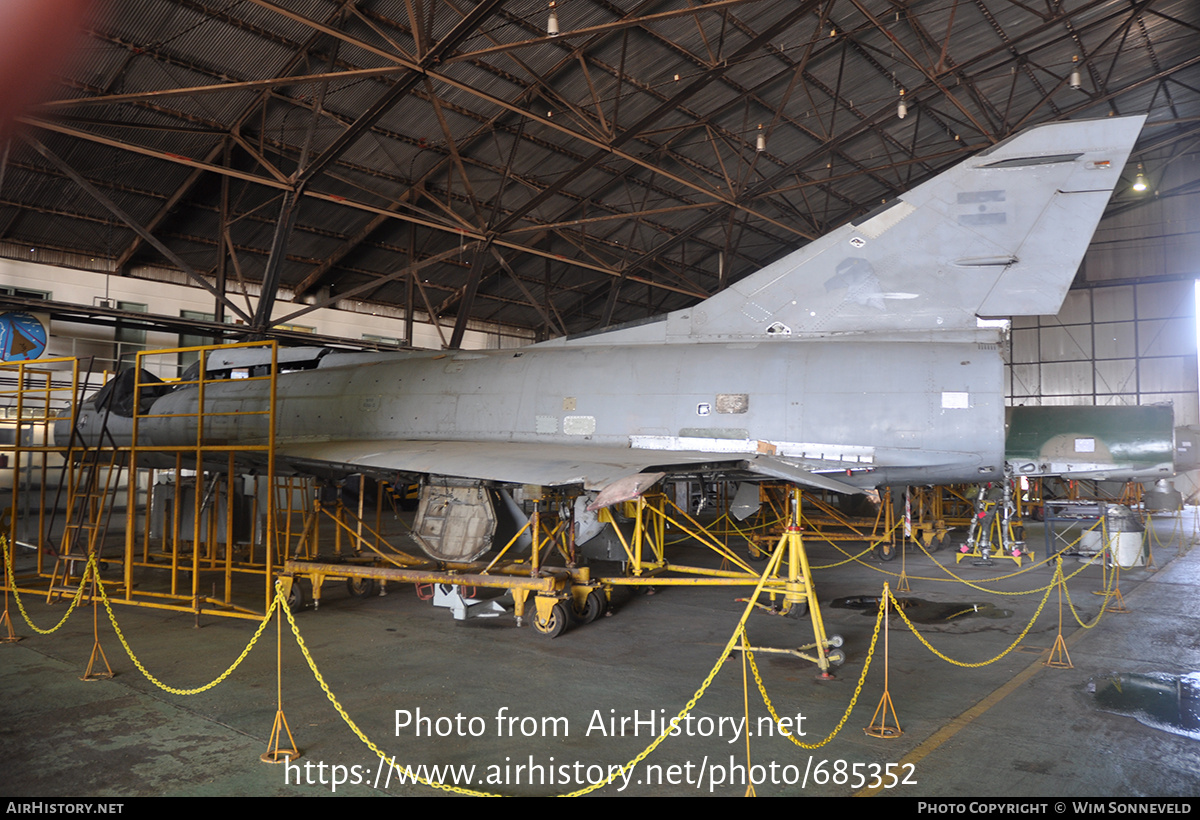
left=1090, top=524, right=1129, bottom=614
left=1099, top=564, right=1129, bottom=614
left=0, top=603, right=18, bottom=643
left=262, top=584, right=300, bottom=764
left=864, top=582, right=901, bottom=738
left=80, top=559, right=114, bottom=681
left=1045, top=557, right=1073, bottom=669
left=1, top=531, right=22, bottom=643
left=739, top=629, right=756, bottom=797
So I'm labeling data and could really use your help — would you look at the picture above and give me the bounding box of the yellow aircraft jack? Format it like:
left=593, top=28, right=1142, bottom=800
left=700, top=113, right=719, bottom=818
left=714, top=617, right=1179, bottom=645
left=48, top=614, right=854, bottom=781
left=731, top=487, right=845, bottom=677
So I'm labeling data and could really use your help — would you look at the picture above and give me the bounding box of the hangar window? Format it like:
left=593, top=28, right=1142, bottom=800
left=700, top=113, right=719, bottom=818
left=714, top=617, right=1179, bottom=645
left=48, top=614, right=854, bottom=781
left=178, top=310, right=216, bottom=375
left=115, top=301, right=147, bottom=370
left=0, top=286, right=49, bottom=300
left=363, top=333, right=406, bottom=349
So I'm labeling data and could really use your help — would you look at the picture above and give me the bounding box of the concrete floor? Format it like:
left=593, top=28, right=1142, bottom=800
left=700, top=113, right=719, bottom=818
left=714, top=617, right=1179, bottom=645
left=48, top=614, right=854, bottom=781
left=2, top=510, right=1199, bottom=798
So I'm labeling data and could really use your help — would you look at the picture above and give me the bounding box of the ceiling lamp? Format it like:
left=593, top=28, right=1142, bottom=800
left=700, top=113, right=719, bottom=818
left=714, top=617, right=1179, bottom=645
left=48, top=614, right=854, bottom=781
left=1069, top=56, right=1081, bottom=89
left=897, top=89, right=907, bottom=119
left=756, top=124, right=765, bottom=152
left=547, top=2, right=559, bottom=36
left=1133, top=164, right=1147, bottom=192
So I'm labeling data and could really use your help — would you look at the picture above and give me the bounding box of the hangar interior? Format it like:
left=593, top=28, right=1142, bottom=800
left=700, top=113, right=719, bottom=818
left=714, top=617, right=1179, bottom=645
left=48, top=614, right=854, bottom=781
left=2, top=0, right=1200, bottom=799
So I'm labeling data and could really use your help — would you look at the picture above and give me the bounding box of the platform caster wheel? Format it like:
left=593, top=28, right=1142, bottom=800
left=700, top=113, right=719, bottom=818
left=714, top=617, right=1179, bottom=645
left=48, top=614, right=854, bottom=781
left=825, top=649, right=846, bottom=666
left=746, top=544, right=769, bottom=563
left=286, top=580, right=306, bottom=612
left=928, top=534, right=945, bottom=553
left=534, top=602, right=569, bottom=638
left=574, top=589, right=605, bottom=624
left=346, top=576, right=377, bottom=599
left=875, top=541, right=898, bottom=562
left=827, top=634, right=844, bottom=648
left=782, top=600, right=808, bottom=619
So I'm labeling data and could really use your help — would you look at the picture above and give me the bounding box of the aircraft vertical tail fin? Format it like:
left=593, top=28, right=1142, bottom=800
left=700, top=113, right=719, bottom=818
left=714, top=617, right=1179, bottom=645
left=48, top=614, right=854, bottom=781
left=661, top=116, right=1145, bottom=341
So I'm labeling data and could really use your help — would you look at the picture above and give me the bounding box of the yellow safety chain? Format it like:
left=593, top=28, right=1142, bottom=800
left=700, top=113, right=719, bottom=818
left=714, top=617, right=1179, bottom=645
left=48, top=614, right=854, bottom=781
left=2, top=537, right=91, bottom=634
left=810, top=543, right=876, bottom=570
left=94, top=569, right=275, bottom=695
left=820, top=538, right=941, bottom=578
left=803, top=517, right=904, bottom=557
left=744, top=601, right=885, bottom=749
left=715, top=511, right=787, bottom=539
left=1059, top=557, right=1116, bottom=629
left=279, top=534, right=804, bottom=797
left=276, top=583, right=493, bottom=797
left=884, top=583, right=1053, bottom=668
left=914, top=532, right=1102, bottom=596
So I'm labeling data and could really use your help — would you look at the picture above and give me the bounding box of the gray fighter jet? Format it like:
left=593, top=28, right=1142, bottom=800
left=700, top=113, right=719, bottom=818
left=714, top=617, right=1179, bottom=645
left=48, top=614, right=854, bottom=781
left=65, top=116, right=1147, bottom=561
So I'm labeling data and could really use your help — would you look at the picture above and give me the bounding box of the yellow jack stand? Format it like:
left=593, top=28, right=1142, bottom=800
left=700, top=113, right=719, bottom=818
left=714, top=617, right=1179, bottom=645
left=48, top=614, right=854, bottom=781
left=864, top=583, right=902, bottom=739
left=735, top=489, right=844, bottom=678
left=784, top=489, right=839, bottom=678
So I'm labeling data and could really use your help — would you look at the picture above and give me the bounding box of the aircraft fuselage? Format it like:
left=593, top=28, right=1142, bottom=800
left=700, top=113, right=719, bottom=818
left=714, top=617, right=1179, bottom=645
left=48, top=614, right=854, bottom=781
left=78, top=335, right=1007, bottom=490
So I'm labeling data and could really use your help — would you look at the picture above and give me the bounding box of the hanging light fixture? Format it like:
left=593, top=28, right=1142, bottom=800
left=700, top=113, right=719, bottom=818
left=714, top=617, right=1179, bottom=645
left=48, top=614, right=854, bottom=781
left=897, top=89, right=907, bottom=120
left=1069, top=56, right=1081, bottom=89
left=1133, top=163, right=1147, bottom=192
left=547, top=1, right=559, bottom=36
left=756, top=124, right=765, bottom=152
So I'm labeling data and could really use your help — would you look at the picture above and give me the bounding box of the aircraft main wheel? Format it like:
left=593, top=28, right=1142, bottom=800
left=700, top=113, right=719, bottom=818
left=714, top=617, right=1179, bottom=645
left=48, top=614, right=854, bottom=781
left=574, top=589, right=605, bottom=624
left=346, top=576, right=377, bottom=599
left=534, top=602, right=568, bottom=638
left=876, top=541, right=898, bottom=562
left=286, top=580, right=306, bottom=612
left=826, top=649, right=846, bottom=666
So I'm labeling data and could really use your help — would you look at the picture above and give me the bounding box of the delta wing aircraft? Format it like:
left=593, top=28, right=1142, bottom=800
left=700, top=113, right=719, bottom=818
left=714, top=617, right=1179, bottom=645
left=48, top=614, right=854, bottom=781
left=66, top=116, right=1147, bottom=562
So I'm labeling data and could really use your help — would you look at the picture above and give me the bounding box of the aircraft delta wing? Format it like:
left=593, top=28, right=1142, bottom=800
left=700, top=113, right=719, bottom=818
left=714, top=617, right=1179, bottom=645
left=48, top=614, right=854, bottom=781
left=65, top=116, right=1146, bottom=561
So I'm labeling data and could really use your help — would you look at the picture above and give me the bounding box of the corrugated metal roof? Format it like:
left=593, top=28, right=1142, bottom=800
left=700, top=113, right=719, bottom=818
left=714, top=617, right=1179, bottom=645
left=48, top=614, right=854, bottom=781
left=1, top=0, right=1196, bottom=339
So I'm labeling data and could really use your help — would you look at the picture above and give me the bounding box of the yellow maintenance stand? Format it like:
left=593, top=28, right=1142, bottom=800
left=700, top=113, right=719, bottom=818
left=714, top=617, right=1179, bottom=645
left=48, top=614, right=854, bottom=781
left=599, top=485, right=844, bottom=674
